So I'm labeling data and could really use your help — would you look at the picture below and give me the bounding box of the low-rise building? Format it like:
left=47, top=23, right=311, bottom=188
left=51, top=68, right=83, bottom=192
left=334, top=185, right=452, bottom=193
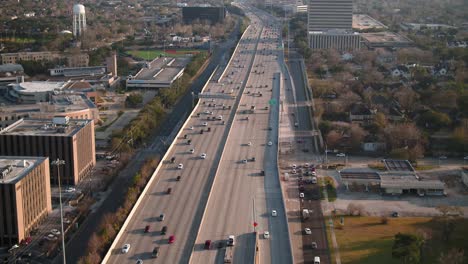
left=126, top=57, right=189, bottom=89
left=6, top=80, right=70, bottom=104
left=1, top=52, right=88, bottom=67
left=0, top=117, right=95, bottom=185
left=0, top=156, right=52, bottom=247
left=309, top=30, right=362, bottom=50
left=349, top=103, right=375, bottom=124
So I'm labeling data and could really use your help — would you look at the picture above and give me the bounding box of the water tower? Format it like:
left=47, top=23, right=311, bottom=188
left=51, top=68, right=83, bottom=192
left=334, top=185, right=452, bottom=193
left=73, top=4, right=86, bottom=37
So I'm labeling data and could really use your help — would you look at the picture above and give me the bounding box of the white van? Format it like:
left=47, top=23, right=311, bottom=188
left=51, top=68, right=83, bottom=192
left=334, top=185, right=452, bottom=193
left=314, top=256, right=320, bottom=264
left=311, top=177, right=317, bottom=184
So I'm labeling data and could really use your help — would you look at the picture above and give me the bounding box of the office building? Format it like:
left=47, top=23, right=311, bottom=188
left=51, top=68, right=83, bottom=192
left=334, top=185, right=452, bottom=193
left=309, top=31, right=361, bottom=50
left=308, top=0, right=353, bottom=31
left=1, top=52, right=88, bottom=67
left=0, top=117, right=96, bottom=185
left=182, top=6, right=226, bottom=24
left=0, top=156, right=52, bottom=247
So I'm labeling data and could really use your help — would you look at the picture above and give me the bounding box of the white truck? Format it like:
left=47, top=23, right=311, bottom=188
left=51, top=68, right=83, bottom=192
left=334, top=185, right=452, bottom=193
left=302, top=209, right=310, bottom=220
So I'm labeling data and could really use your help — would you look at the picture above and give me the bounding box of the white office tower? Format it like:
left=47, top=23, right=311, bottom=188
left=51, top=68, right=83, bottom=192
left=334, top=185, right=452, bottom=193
left=73, top=4, right=87, bottom=37
left=308, top=0, right=352, bottom=31
left=308, top=0, right=361, bottom=50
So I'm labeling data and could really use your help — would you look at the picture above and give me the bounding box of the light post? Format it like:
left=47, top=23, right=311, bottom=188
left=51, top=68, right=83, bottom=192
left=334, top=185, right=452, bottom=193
left=51, top=158, right=66, bottom=264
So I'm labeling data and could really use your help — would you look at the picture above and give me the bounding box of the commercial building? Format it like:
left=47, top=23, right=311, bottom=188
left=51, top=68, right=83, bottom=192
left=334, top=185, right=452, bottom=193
left=0, top=117, right=96, bottom=185
left=1, top=52, right=89, bottom=67
left=0, top=93, right=98, bottom=129
left=6, top=80, right=70, bottom=104
left=309, top=31, right=362, bottom=50
left=308, top=0, right=353, bottom=31
left=0, top=156, right=52, bottom=247
left=126, top=57, right=189, bottom=89
left=182, top=6, right=226, bottom=24
left=352, top=14, right=387, bottom=30
left=361, top=32, right=413, bottom=48
left=0, top=64, right=24, bottom=88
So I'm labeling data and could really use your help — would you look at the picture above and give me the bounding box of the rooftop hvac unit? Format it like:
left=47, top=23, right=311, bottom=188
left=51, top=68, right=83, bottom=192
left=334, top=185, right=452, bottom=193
left=53, top=116, right=70, bottom=125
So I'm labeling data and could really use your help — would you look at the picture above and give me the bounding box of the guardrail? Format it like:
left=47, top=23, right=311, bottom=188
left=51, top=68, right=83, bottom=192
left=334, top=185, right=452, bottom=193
left=101, top=55, right=221, bottom=264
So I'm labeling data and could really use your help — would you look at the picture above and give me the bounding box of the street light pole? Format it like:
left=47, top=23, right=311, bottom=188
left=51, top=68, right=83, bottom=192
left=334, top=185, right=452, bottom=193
left=51, top=158, right=66, bottom=264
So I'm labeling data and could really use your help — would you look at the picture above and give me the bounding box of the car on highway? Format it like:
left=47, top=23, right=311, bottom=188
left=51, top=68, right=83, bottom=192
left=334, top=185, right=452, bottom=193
left=169, top=235, right=175, bottom=244
left=336, top=153, right=346, bottom=157
left=159, top=214, right=165, bottom=221
left=167, top=188, right=172, bottom=194
left=304, top=228, right=312, bottom=235
left=65, top=187, right=76, bottom=193
left=144, top=225, right=150, bottom=233
left=188, top=126, right=194, bottom=130
left=189, top=148, right=195, bottom=154
left=292, top=169, right=297, bottom=174
left=121, top=243, right=131, bottom=253
left=50, top=229, right=60, bottom=236
left=177, top=163, right=184, bottom=169
left=314, top=256, right=321, bottom=264
left=204, top=240, right=212, bottom=249
left=271, top=210, right=277, bottom=217
left=176, top=175, right=181, bottom=181
left=202, top=122, right=208, bottom=126
left=299, top=192, right=304, bottom=198
left=201, top=153, right=207, bottom=159
left=267, top=141, right=273, bottom=146
left=311, top=242, right=318, bottom=249
left=263, top=231, right=270, bottom=239
left=247, top=141, right=252, bottom=146
left=161, top=226, right=167, bottom=235
left=152, top=247, right=159, bottom=258
left=304, top=163, right=309, bottom=168
left=241, top=159, right=248, bottom=164
left=45, top=234, right=57, bottom=241
left=136, top=259, right=143, bottom=264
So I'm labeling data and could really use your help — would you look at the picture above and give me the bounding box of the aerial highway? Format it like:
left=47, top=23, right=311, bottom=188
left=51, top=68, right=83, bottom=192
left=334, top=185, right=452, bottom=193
left=189, top=5, right=293, bottom=264
left=102, top=6, right=266, bottom=264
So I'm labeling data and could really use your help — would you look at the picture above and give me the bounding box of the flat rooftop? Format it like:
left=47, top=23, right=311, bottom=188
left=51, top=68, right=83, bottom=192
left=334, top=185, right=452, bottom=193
left=380, top=173, right=445, bottom=189
left=340, top=171, right=381, bottom=180
left=0, top=118, right=91, bottom=137
left=353, top=14, right=387, bottom=30
left=0, top=156, right=46, bottom=184
left=9, top=81, right=68, bottom=93
left=383, top=159, right=415, bottom=172
left=0, top=93, right=95, bottom=113
left=135, top=57, right=174, bottom=80
left=361, top=31, right=411, bottom=44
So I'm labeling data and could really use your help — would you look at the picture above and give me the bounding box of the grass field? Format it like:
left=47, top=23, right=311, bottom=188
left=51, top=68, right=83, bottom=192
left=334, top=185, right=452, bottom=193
left=327, top=216, right=468, bottom=264
left=127, top=49, right=207, bottom=60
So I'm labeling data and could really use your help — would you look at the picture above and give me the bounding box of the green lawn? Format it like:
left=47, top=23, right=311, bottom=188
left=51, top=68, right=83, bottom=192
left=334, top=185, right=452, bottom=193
left=127, top=49, right=207, bottom=60
left=327, top=216, right=468, bottom=264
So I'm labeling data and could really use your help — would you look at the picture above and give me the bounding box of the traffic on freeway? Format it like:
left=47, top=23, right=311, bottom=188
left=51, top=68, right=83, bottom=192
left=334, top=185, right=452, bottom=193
left=190, top=5, right=293, bottom=264
left=103, top=7, right=265, bottom=264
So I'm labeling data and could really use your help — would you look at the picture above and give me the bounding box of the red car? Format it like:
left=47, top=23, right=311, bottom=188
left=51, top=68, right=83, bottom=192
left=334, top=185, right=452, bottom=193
left=169, top=235, right=175, bottom=244
left=144, top=225, right=150, bottom=233
left=204, top=240, right=212, bottom=249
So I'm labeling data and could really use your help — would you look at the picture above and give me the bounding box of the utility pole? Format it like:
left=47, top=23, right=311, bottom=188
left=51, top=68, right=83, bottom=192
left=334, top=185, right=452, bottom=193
left=51, top=158, right=66, bottom=264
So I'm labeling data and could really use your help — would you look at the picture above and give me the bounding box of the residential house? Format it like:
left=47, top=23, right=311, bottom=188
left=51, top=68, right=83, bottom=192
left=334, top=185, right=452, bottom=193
left=362, top=142, right=386, bottom=152
left=390, top=65, right=410, bottom=78
left=349, top=103, right=375, bottom=124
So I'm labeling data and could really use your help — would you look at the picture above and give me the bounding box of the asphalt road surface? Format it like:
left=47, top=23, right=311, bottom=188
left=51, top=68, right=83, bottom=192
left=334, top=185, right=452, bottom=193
left=103, top=11, right=264, bottom=264
left=190, top=5, right=293, bottom=264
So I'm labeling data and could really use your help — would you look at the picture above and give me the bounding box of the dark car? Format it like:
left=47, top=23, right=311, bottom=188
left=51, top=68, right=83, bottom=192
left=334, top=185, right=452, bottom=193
left=204, top=240, right=212, bottom=249
left=144, top=225, right=150, bottom=233
left=217, top=241, right=224, bottom=248
left=167, top=188, right=172, bottom=194
left=170, top=157, right=175, bottom=163
left=169, top=235, right=175, bottom=244
left=161, top=226, right=167, bottom=235
left=152, top=247, right=159, bottom=258
left=392, top=212, right=399, bottom=217
left=176, top=176, right=181, bottom=181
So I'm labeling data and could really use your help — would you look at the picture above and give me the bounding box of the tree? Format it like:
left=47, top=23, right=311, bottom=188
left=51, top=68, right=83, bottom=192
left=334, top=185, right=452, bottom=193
left=349, top=124, right=367, bottom=150
left=438, top=249, right=465, bottom=264
left=326, top=130, right=342, bottom=149
left=393, top=86, right=419, bottom=112
left=392, top=233, right=424, bottom=264
left=125, top=93, right=143, bottom=108
left=417, top=110, right=451, bottom=130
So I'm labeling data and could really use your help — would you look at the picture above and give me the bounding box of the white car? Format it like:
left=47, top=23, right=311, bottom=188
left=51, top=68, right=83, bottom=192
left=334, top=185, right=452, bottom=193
left=242, top=159, right=248, bottom=164
left=247, top=141, right=252, bottom=146
left=65, top=187, right=76, bottom=193
left=271, top=210, right=277, bottom=217
left=336, top=153, right=346, bottom=157
left=291, top=164, right=297, bottom=169
left=304, top=228, right=312, bottom=235
left=202, top=122, right=208, bottom=126
left=177, top=163, right=184, bottom=170
left=50, top=229, right=61, bottom=236
left=189, top=149, right=195, bottom=154
left=263, top=231, right=270, bottom=239
left=304, top=163, right=309, bottom=168
left=122, top=243, right=131, bottom=253
left=188, top=126, right=194, bottom=130
left=267, top=141, right=273, bottom=146
left=201, top=153, right=207, bottom=159
left=136, top=260, right=143, bottom=264
left=299, top=192, right=305, bottom=198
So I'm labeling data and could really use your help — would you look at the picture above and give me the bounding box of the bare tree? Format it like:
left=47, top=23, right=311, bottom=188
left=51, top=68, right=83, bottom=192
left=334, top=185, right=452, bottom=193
left=326, top=130, right=342, bottom=149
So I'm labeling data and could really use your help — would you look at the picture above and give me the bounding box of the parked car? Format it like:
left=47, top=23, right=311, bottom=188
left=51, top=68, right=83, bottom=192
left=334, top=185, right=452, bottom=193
left=336, top=153, right=346, bottom=157
left=204, top=240, right=212, bottom=249
left=152, top=247, right=159, bottom=258
left=50, top=229, right=60, bottom=236
left=304, top=228, right=312, bottom=235
left=177, top=163, right=184, bottom=169
left=201, top=153, right=207, bottom=159
left=159, top=214, right=165, bottom=221
left=271, top=210, right=277, bottom=217
left=263, top=231, right=270, bottom=239
left=144, top=225, right=150, bottom=233
left=169, top=235, right=175, bottom=244
left=161, top=226, right=167, bottom=235
left=167, top=188, right=172, bottom=194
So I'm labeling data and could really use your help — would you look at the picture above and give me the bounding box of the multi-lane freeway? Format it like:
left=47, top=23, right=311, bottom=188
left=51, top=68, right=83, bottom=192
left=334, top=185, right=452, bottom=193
left=189, top=7, right=292, bottom=264
left=103, top=4, right=293, bottom=264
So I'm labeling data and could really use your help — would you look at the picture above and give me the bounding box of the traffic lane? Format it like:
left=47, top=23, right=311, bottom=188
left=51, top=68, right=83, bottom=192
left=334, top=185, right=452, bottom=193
left=107, top=113, right=225, bottom=263
left=288, top=60, right=312, bottom=131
